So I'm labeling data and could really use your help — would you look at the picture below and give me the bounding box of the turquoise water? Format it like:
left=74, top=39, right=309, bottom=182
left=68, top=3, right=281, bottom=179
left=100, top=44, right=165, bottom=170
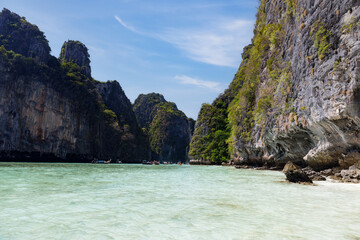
left=0, top=163, right=359, bottom=240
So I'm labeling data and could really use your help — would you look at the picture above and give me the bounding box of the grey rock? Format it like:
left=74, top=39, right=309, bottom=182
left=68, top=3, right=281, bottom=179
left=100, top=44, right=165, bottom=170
left=283, top=161, right=301, bottom=172
left=349, top=165, right=358, bottom=171
left=59, top=40, right=91, bottom=78
left=133, top=93, right=192, bottom=162
left=191, top=0, right=360, bottom=173
left=0, top=10, right=150, bottom=163
left=311, top=175, right=327, bottom=181
left=190, top=159, right=212, bottom=165
left=320, top=169, right=333, bottom=176
left=285, top=170, right=313, bottom=183
left=0, top=8, right=50, bottom=63
left=95, top=80, right=151, bottom=162
left=284, top=163, right=323, bottom=182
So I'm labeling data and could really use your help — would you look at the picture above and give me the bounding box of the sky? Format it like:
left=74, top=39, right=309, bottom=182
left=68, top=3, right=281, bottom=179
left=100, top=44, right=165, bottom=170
left=1, top=0, right=259, bottom=119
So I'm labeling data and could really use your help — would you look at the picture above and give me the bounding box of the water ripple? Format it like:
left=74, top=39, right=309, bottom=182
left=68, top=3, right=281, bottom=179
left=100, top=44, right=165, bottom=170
left=0, top=163, right=359, bottom=240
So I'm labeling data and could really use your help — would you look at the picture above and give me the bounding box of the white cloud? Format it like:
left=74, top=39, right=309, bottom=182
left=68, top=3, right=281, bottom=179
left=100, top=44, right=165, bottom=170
left=114, top=15, right=139, bottom=33
left=157, top=19, right=254, bottom=67
left=175, top=75, right=222, bottom=92
left=114, top=15, right=254, bottom=67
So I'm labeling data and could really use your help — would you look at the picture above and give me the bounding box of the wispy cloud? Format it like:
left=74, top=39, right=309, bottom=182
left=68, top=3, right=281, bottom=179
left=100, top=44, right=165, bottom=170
left=157, top=19, right=254, bottom=67
left=114, top=15, right=139, bottom=33
left=114, top=15, right=254, bottom=67
left=175, top=75, right=222, bottom=92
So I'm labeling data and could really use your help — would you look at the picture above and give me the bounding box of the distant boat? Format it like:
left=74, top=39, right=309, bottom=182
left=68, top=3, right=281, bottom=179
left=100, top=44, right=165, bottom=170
left=142, top=160, right=153, bottom=165
left=92, top=159, right=112, bottom=164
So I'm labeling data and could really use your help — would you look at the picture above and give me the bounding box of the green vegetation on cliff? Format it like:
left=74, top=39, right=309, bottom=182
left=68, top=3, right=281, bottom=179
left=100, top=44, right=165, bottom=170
left=189, top=0, right=295, bottom=163
left=190, top=0, right=360, bottom=171
left=341, top=17, right=360, bottom=34
left=311, top=21, right=332, bottom=60
left=0, top=43, right=117, bottom=137
left=0, top=8, right=150, bottom=162
left=0, top=8, right=50, bottom=62
left=133, top=93, right=192, bottom=162
left=189, top=101, right=229, bottom=164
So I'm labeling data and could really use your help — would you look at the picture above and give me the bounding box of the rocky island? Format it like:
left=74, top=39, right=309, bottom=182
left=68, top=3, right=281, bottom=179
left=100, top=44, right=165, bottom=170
left=0, top=8, right=192, bottom=163
left=133, top=93, right=194, bottom=163
left=0, top=0, right=359, bottom=183
left=1, top=2, right=360, bottom=239
left=190, top=0, right=360, bottom=183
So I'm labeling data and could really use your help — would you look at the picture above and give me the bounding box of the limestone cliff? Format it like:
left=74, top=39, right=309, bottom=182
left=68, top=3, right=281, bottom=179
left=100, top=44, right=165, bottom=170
left=0, top=8, right=50, bottom=63
left=190, top=0, right=360, bottom=171
left=0, top=8, right=149, bottom=163
left=60, top=40, right=91, bottom=78
left=133, top=93, right=193, bottom=162
left=96, top=81, right=150, bottom=161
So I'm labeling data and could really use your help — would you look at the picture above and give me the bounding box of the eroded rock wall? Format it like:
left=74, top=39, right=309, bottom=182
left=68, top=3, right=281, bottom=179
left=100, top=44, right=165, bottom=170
left=190, top=0, right=360, bottom=170
left=0, top=71, right=93, bottom=160
left=60, top=40, right=91, bottom=78
left=0, top=8, right=150, bottom=163
left=133, top=93, right=193, bottom=162
left=251, top=0, right=360, bottom=170
left=0, top=8, right=50, bottom=63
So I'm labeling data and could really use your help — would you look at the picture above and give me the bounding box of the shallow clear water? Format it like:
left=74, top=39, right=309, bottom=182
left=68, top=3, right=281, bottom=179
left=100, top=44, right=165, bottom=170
left=0, top=163, right=359, bottom=240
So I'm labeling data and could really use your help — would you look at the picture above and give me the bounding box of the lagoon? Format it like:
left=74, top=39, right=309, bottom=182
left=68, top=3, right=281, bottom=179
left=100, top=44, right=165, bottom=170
left=0, top=163, right=359, bottom=240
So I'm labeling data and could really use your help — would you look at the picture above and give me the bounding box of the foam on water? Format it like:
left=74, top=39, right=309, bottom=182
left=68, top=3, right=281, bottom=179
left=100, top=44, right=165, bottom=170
left=0, top=163, right=359, bottom=240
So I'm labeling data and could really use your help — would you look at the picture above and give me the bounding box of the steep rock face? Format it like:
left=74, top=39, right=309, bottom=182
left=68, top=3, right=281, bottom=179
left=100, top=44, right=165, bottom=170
left=0, top=9, right=149, bottom=163
left=133, top=93, right=166, bottom=129
left=190, top=0, right=360, bottom=170
left=133, top=93, right=192, bottom=162
left=59, top=40, right=91, bottom=78
left=0, top=49, right=101, bottom=161
left=0, top=8, right=50, bottom=63
left=189, top=102, right=230, bottom=164
left=96, top=81, right=139, bottom=130
left=96, top=81, right=150, bottom=160
left=188, top=118, right=196, bottom=137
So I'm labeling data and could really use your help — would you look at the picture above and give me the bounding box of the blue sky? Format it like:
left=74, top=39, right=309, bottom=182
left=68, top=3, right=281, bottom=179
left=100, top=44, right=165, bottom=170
left=1, top=0, right=258, bottom=119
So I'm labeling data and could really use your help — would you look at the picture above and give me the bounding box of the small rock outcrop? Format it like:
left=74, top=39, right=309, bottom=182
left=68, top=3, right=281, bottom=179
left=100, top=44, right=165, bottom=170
left=335, top=165, right=360, bottom=183
left=59, top=40, right=91, bottom=78
left=0, top=8, right=50, bottom=63
left=284, top=170, right=313, bottom=184
left=189, top=159, right=212, bottom=165
left=282, top=161, right=301, bottom=172
left=133, top=93, right=193, bottom=162
left=283, top=161, right=313, bottom=183
left=301, top=167, right=326, bottom=181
